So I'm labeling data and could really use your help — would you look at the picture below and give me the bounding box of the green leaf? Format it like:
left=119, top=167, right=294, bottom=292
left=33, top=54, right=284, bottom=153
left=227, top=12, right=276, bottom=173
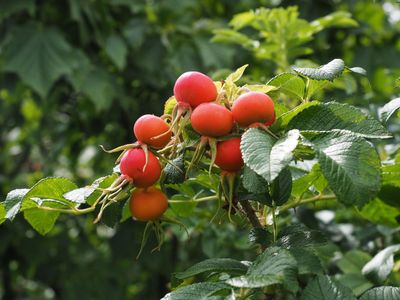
left=359, top=287, right=400, bottom=300
left=0, top=0, right=35, bottom=22
left=242, top=166, right=268, bottom=194
left=289, top=248, right=324, bottom=275
left=337, top=250, right=372, bottom=274
left=305, top=130, right=381, bottom=207
left=267, top=73, right=305, bottom=100
left=175, top=258, right=248, bottom=280
left=228, top=247, right=298, bottom=292
left=241, top=128, right=299, bottom=182
left=2, top=25, right=80, bottom=97
left=292, top=164, right=327, bottom=197
left=378, top=98, right=400, bottom=124
left=311, top=11, right=358, bottom=31
left=225, top=64, right=248, bottom=83
left=300, top=275, right=356, bottom=300
left=276, top=224, right=328, bottom=249
left=242, top=84, right=277, bottom=94
left=377, top=185, right=400, bottom=208
left=270, top=167, right=292, bottom=206
left=347, top=67, right=367, bottom=76
left=248, top=227, right=273, bottom=248
left=362, top=244, right=400, bottom=283
left=24, top=208, right=60, bottom=235
left=3, top=188, right=29, bottom=220
left=63, top=187, right=95, bottom=204
left=0, top=203, right=6, bottom=225
left=293, top=59, right=345, bottom=81
left=163, top=155, right=185, bottom=184
left=337, top=274, right=373, bottom=297
left=271, top=102, right=319, bottom=132
left=359, top=198, right=400, bottom=227
left=161, top=282, right=229, bottom=300
left=86, top=174, right=119, bottom=206
left=288, top=102, right=391, bottom=139
left=105, top=34, right=127, bottom=70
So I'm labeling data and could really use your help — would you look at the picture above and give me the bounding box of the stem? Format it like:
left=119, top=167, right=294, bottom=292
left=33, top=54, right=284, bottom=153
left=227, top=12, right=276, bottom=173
left=36, top=205, right=96, bottom=215
left=271, top=205, right=277, bottom=242
left=280, top=194, right=336, bottom=213
left=239, top=200, right=262, bottom=228
left=168, top=195, right=218, bottom=204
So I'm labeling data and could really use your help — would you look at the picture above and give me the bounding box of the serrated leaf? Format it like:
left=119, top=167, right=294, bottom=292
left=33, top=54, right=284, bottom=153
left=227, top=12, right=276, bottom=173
left=300, top=275, right=356, bottom=300
left=21, top=178, right=77, bottom=211
left=305, top=130, right=381, bottom=207
left=225, top=64, right=248, bottom=83
left=378, top=98, right=400, bottom=124
left=271, top=167, right=292, bottom=206
left=242, top=166, right=268, bottom=194
left=289, top=248, right=324, bottom=275
left=175, top=258, right=248, bottom=280
left=275, top=224, right=328, bottom=249
left=63, top=187, right=95, bottom=204
left=271, top=102, right=319, bottom=132
left=362, top=244, right=400, bottom=283
left=267, top=73, right=305, bottom=100
left=105, top=34, right=127, bottom=70
left=227, top=247, right=298, bottom=291
left=241, top=129, right=299, bottom=183
left=161, top=282, right=229, bottom=300
left=292, top=163, right=327, bottom=197
left=359, top=287, right=400, bottom=300
left=164, top=96, right=177, bottom=115
left=288, top=102, right=390, bottom=139
left=24, top=208, right=60, bottom=235
left=101, top=201, right=124, bottom=228
left=2, top=25, right=80, bottom=97
left=3, top=188, right=29, bottom=220
left=293, top=59, right=345, bottom=81
left=248, top=227, right=273, bottom=247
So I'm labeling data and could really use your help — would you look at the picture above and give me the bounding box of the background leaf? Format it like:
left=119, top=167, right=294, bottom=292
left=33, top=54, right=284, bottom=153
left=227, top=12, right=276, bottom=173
left=359, top=287, right=400, bottom=300
left=300, top=275, right=356, bottom=300
left=293, top=59, right=345, bottom=81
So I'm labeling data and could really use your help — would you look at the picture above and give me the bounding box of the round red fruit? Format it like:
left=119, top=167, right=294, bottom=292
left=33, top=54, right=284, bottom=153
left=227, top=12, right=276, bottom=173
left=174, top=71, right=217, bottom=108
left=129, top=187, right=168, bottom=221
left=191, top=103, right=233, bottom=137
left=232, top=92, right=275, bottom=127
left=120, top=148, right=161, bottom=188
left=134, top=114, right=171, bottom=148
left=215, top=137, right=244, bottom=172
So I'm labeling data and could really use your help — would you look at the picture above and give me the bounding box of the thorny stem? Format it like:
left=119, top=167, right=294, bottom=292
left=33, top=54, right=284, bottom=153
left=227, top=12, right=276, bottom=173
left=239, top=200, right=262, bottom=228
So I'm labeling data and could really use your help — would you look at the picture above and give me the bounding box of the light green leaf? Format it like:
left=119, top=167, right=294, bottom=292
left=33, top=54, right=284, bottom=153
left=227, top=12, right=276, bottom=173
left=225, top=64, right=248, bottom=83
left=271, top=101, right=319, bottom=132
left=293, top=59, right=345, bottom=81
left=378, top=98, right=400, bottom=124
left=241, top=128, right=300, bottom=182
left=359, top=287, right=400, bottom=300
left=211, top=29, right=255, bottom=48
left=311, top=11, right=358, bottom=31
left=242, top=84, right=277, bottom=94
left=359, top=198, right=400, bottom=227
left=161, top=282, right=229, bottom=300
left=337, top=250, right=372, bottom=274
left=63, top=187, right=96, bottom=204
left=347, top=67, right=367, bottom=76
left=288, top=102, right=391, bottom=139
left=0, top=203, right=6, bottom=225
left=300, top=275, right=356, bottom=300
left=362, top=244, right=400, bottom=283
left=85, top=174, right=119, bottom=206
left=337, top=273, right=373, bottom=297
left=267, top=73, right=305, bottom=100
left=105, top=34, right=127, bottom=70
left=292, top=163, right=327, bottom=197
left=175, top=258, right=248, bottom=280
left=2, top=25, right=80, bottom=97
left=305, top=130, right=381, bottom=206
left=23, top=208, right=60, bottom=235
left=229, top=11, right=256, bottom=30
left=3, top=188, right=29, bottom=220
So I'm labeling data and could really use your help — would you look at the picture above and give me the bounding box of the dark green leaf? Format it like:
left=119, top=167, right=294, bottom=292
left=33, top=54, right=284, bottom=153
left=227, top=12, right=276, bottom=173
left=2, top=25, right=81, bottom=97
left=301, top=275, right=356, bottom=300
left=306, top=130, right=381, bottom=207
left=276, top=224, right=328, bottom=249
left=293, top=59, right=345, bottom=81
left=359, top=287, right=400, bottom=300
left=161, top=282, right=229, bottom=300
left=337, top=250, right=372, bottom=274
left=3, top=188, right=29, bottom=220
left=0, top=0, right=35, bottom=22
left=164, top=155, right=185, bottom=184
left=226, top=274, right=282, bottom=288
left=377, top=185, right=400, bottom=208
left=288, top=102, right=391, bottom=139
left=362, top=244, right=400, bottom=283
left=271, top=167, right=292, bottom=206
left=248, top=227, right=273, bottom=248
left=337, top=274, right=373, bottom=297
left=175, top=258, right=248, bottom=280
left=105, top=34, right=127, bottom=70
left=378, top=98, right=400, bottom=124
left=289, top=248, right=324, bottom=275
left=242, top=166, right=268, bottom=194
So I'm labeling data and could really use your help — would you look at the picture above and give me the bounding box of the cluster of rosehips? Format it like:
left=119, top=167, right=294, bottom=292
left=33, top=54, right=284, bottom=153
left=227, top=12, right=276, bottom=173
left=115, top=71, right=275, bottom=223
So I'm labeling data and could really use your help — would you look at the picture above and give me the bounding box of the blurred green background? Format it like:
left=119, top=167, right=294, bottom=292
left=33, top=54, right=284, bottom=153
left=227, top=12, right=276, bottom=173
left=1, top=0, right=400, bottom=299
